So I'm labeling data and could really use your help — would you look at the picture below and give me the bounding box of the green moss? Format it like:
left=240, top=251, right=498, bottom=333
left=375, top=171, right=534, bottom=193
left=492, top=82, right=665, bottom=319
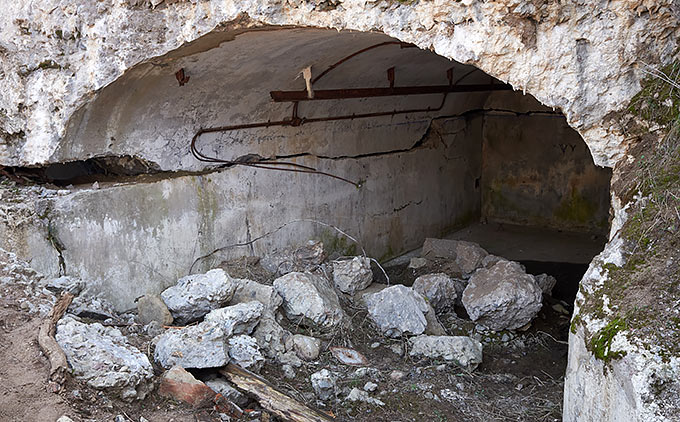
left=628, top=62, right=680, bottom=128
left=320, top=229, right=358, bottom=258
left=589, top=317, right=627, bottom=362
left=554, top=188, right=598, bottom=225
left=570, top=313, right=582, bottom=334
left=37, top=59, right=62, bottom=70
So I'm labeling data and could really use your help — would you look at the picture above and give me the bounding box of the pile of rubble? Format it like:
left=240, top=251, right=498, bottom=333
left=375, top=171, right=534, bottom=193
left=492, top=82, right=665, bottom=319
left=43, top=237, right=559, bottom=420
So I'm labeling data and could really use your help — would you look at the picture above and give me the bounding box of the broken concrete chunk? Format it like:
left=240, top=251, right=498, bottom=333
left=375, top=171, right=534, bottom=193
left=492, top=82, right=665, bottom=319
left=230, top=278, right=283, bottom=315
left=310, top=369, right=337, bottom=400
left=56, top=316, right=153, bottom=401
left=261, top=240, right=325, bottom=276
left=252, top=315, right=291, bottom=361
left=332, top=256, right=373, bottom=295
left=228, top=335, right=264, bottom=372
left=292, top=334, right=321, bottom=361
left=534, top=273, right=557, bottom=296
left=204, top=302, right=264, bottom=337
left=462, top=261, right=542, bottom=331
left=154, top=321, right=228, bottom=369
left=273, top=271, right=346, bottom=331
left=161, top=269, right=236, bottom=325
left=422, top=238, right=488, bottom=274
left=158, top=366, right=217, bottom=408
left=68, top=294, right=117, bottom=320
left=481, top=254, right=507, bottom=269
left=408, top=335, right=483, bottom=370
left=412, top=273, right=459, bottom=313
left=136, top=294, right=173, bottom=326
left=364, top=284, right=429, bottom=338
left=408, top=257, right=428, bottom=269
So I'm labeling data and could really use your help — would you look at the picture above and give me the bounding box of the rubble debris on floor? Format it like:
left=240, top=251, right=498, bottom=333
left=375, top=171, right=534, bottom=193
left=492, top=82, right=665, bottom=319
left=7, top=235, right=572, bottom=421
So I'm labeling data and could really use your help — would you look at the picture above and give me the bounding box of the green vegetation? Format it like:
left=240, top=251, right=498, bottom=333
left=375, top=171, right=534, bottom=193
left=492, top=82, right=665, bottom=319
left=589, top=317, right=627, bottom=361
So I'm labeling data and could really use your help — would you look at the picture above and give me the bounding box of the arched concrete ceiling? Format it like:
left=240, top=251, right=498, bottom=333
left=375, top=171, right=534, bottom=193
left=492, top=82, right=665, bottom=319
left=57, top=27, right=504, bottom=171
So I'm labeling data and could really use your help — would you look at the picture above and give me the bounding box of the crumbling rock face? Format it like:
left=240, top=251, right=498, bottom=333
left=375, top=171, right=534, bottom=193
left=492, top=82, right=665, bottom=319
left=1, top=1, right=678, bottom=168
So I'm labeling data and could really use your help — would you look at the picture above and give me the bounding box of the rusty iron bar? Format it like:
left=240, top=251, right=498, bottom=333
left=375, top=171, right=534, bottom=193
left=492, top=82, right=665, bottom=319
left=270, top=83, right=512, bottom=102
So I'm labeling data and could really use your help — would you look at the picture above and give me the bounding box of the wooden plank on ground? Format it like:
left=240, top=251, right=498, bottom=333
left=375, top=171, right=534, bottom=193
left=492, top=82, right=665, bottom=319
left=219, top=363, right=334, bottom=422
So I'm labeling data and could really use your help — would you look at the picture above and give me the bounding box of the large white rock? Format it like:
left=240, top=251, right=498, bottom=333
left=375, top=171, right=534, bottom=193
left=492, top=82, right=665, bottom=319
left=204, top=301, right=264, bottom=337
left=462, top=261, right=542, bottom=331
left=273, top=271, right=346, bottom=331
left=364, top=284, right=429, bottom=338
left=161, top=269, right=237, bottom=324
left=412, top=273, right=460, bottom=313
left=153, top=321, right=228, bottom=369
left=56, top=316, right=154, bottom=401
left=408, top=335, right=483, bottom=370
left=332, top=256, right=373, bottom=295
left=230, top=278, right=283, bottom=315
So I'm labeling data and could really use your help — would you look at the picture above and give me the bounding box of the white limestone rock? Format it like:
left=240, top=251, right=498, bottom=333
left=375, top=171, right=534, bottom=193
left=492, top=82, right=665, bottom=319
left=346, top=387, right=385, bottom=406
left=364, top=284, right=429, bottom=338
left=408, top=335, right=483, bottom=370
left=204, top=301, right=264, bottom=337
left=252, top=315, right=291, bottom=362
left=230, top=278, right=283, bottom=315
left=412, top=273, right=459, bottom=313
left=228, top=335, right=264, bottom=372
left=332, top=256, right=373, bottom=295
left=462, top=261, right=542, bottom=331
left=56, top=316, right=153, bottom=400
left=153, top=321, right=228, bottom=369
left=161, top=269, right=236, bottom=324
left=310, top=369, right=337, bottom=400
left=273, top=271, right=347, bottom=331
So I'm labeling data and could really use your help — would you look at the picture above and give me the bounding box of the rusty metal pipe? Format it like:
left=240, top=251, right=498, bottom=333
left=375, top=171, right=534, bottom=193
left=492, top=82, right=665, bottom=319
left=270, top=83, right=512, bottom=102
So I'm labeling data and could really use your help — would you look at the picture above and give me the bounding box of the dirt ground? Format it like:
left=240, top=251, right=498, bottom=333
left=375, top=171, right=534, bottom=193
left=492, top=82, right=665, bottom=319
left=0, top=250, right=572, bottom=422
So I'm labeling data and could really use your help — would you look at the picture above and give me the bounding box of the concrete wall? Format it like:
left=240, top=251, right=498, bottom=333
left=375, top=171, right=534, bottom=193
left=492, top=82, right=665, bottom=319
left=480, top=92, right=611, bottom=234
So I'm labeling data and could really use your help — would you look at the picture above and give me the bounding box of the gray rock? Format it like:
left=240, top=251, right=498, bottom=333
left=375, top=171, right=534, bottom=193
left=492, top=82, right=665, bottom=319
left=205, top=378, right=248, bottom=407
left=136, top=294, right=173, bottom=326
left=56, top=417, right=75, bottom=422
left=204, top=302, right=264, bottom=337
left=154, top=321, right=228, bottom=369
left=412, top=273, right=458, bottom=313
left=462, top=261, right=542, bottom=331
left=46, top=276, right=85, bottom=295
left=292, top=334, right=321, bottom=361
left=56, top=316, right=153, bottom=400
left=481, top=254, right=507, bottom=269
left=261, top=240, right=325, bottom=276
left=389, top=370, right=405, bottom=381
left=252, top=316, right=291, bottom=361
left=534, top=273, right=557, bottom=296
left=364, top=285, right=429, bottom=338
left=273, top=271, right=346, bottom=331
left=363, top=381, right=378, bottom=392
left=279, top=351, right=303, bottom=368
left=161, top=269, right=236, bottom=325
left=408, top=335, right=483, bottom=370
left=230, top=278, right=283, bottom=315
left=228, top=335, right=264, bottom=372
left=282, top=364, right=296, bottom=379
left=422, top=238, right=488, bottom=274
left=346, top=388, right=385, bottom=406
left=332, top=256, right=373, bottom=295
left=310, top=369, right=337, bottom=400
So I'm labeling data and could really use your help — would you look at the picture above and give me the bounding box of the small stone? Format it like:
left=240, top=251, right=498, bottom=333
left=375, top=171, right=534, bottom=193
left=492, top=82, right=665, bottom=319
left=228, top=335, right=264, bottom=372
left=161, top=269, right=237, bottom=325
left=204, top=302, right=264, bottom=337
left=390, top=370, right=405, bottom=381
left=291, top=334, right=321, bottom=361
left=408, top=257, right=428, bottom=269
left=389, top=343, right=403, bottom=356
left=332, top=256, right=373, bottom=294
left=114, top=416, right=125, bottom=422
left=370, top=342, right=380, bottom=349
left=57, top=417, right=75, bottom=422
left=535, top=273, right=557, bottom=296
left=552, top=303, right=570, bottom=315
left=158, top=366, right=216, bottom=408
left=140, top=417, right=149, bottom=422
left=310, top=369, right=337, bottom=400
left=363, top=381, right=378, bottom=392
left=136, top=294, right=173, bottom=326
left=346, top=388, right=385, bottom=406
left=154, top=321, right=228, bottom=369
left=282, top=364, right=296, bottom=379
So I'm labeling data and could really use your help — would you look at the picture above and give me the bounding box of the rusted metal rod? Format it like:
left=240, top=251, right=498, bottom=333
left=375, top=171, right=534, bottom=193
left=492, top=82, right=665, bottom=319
left=270, top=83, right=512, bottom=102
